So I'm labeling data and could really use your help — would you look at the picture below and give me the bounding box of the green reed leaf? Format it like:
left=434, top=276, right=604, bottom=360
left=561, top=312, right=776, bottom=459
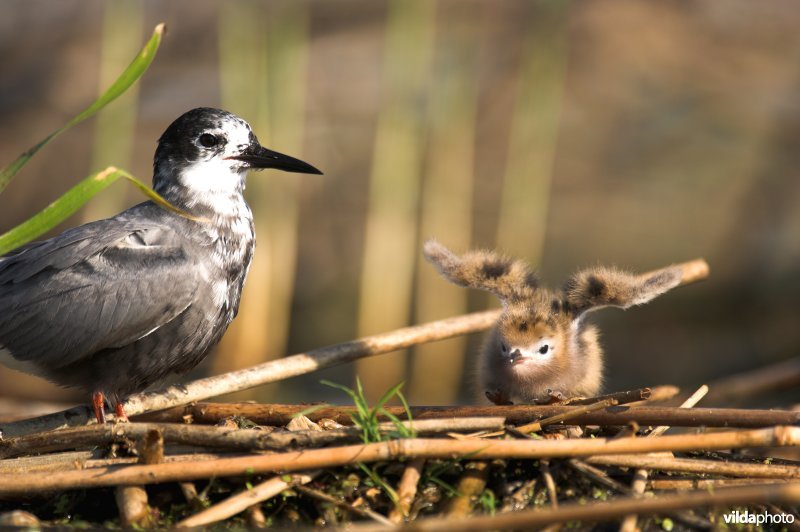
left=0, top=23, right=165, bottom=193
left=0, top=166, right=200, bottom=256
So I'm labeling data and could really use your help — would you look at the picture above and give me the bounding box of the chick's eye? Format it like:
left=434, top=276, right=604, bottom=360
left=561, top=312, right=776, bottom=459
left=539, top=344, right=550, bottom=355
left=500, top=342, right=509, bottom=354
left=198, top=133, right=218, bottom=148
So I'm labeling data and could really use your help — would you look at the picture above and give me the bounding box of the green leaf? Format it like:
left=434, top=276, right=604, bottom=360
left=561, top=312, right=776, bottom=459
left=0, top=166, right=200, bottom=256
left=353, top=376, right=371, bottom=421
left=396, top=389, right=416, bottom=437
left=379, top=408, right=412, bottom=439
left=358, top=463, right=400, bottom=506
left=373, top=381, right=405, bottom=414
left=0, top=23, right=165, bottom=194
left=320, top=379, right=359, bottom=404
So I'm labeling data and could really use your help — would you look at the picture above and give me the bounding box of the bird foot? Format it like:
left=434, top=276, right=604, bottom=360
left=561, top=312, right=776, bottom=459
left=92, top=392, right=107, bottom=424
left=115, top=402, right=129, bottom=423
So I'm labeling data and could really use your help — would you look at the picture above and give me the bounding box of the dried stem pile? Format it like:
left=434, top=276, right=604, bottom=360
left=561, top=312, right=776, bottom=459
left=1, top=258, right=799, bottom=529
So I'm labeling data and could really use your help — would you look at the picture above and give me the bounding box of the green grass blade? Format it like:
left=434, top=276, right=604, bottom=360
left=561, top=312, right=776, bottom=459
left=381, top=388, right=415, bottom=438
left=0, top=165, right=199, bottom=256
left=379, top=409, right=412, bottom=439
left=397, top=390, right=414, bottom=430
left=358, top=463, right=400, bottom=507
left=0, top=23, right=165, bottom=194
left=374, top=381, right=405, bottom=412
left=429, top=476, right=461, bottom=498
left=320, top=379, right=366, bottom=436
left=353, top=376, right=372, bottom=422
left=369, top=380, right=405, bottom=431
left=320, top=379, right=359, bottom=404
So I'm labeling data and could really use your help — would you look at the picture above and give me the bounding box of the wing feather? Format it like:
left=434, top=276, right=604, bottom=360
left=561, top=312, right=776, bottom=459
left=0, top=215, right=207, bottom=370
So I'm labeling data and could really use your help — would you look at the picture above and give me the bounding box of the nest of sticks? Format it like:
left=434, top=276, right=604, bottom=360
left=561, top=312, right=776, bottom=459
left=1, top=295, right=799, bottom=528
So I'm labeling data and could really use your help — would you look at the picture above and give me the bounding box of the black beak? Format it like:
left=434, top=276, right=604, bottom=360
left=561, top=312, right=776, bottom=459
left=227, top=144, right=323, bottom=175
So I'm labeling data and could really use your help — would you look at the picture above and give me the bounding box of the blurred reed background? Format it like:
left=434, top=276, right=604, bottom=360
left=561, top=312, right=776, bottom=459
left=0, top=0, right=798, bottom=406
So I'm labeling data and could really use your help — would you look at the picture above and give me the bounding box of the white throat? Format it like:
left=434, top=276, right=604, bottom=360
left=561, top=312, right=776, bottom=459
left=179, top=159, right=246, bottom=197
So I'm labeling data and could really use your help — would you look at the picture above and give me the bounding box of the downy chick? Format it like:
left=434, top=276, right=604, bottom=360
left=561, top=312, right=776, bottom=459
left=423, top=240, right=687, bottom=405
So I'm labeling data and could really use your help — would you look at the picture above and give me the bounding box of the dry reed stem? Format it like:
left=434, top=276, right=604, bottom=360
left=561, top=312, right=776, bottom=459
left=540, top=459, right=558, bottom=509
left=115, top=486, right=152, bottom=528
left=619, top=384, right=709, bottom=532
left=705, top=356, right=800, bottom=404
left=447, top=461, right=491, bottom=517
left=345, top=482, right=800, bottom=531
left=0, top=451, right=240, bottom=475
left=0, top=310, right=500, bottom=438
left=295, top=484, right=394, bottom=526
left=138, top=402, right=800, bottom=428
left=179, top=481, right=204, bottom=508
left=0, top=418, right=506, bottom=460
left=175, top=471, right=319, bottom=528
left=0, top=427, right=796, bottom=496
left=565, top=461, right=714, bottom=529
left=516, top=398, right=618, bottom=434
left=649, top=384, right=709, bottom=437
left=586, top=455, right=800, bottom=478
left=648, top=478, right=789, bottom=490
left=639, top=385, right=681, bottom=403
left=116, top=428, right=163, bottom=528
left=389, top=457, right=425, bottom=523
left=0, top=450, right=101, bottom=473
left=567, top=459, right=632, bottom=495
left=245, top=505, right=266, bottom=528
left=559, top=388, right=651, bottom=405
left=139, top=429, right=165, bottom=465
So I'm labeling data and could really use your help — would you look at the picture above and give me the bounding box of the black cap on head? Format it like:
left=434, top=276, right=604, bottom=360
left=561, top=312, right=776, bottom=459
left=154, top=107, right=322, bottom=176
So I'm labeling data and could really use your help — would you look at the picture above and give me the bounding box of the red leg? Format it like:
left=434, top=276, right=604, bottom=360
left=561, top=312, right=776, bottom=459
left=92, top=392, right=107, bottom=424
left=114, top=401, right=129, bottom=422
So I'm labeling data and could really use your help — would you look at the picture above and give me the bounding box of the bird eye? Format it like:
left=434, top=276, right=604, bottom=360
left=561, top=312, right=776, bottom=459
left=539, top=344, right=550, bottom=355
left=500, top=342, right=509, bottom=354
left=198, top=133, right=218, bottom=148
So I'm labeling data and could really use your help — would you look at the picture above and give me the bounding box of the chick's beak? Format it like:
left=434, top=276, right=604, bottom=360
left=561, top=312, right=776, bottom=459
left=509, top=348, right=525, bottom=365
left=227, top=144, right=323, bottom=175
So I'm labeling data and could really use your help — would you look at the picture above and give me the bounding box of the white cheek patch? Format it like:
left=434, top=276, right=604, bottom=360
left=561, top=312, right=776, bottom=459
left=510, top=338, right=556, bottom=365
left=181, top=120, right=257, bottom=205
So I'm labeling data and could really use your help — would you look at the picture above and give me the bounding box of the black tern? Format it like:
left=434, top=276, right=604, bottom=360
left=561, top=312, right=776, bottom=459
left=0, top=107, right=322, bottom=422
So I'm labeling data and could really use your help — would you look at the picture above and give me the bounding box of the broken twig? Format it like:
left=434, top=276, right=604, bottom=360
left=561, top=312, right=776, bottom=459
left=175, top=471, right=319, bottom=528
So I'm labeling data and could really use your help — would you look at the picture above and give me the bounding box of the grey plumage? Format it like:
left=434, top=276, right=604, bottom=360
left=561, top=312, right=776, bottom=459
left=0, top=108, right=321, bottom=412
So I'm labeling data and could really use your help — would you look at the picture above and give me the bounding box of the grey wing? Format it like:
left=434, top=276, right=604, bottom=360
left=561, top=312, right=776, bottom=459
left=0, top=220, right=206, bottom=369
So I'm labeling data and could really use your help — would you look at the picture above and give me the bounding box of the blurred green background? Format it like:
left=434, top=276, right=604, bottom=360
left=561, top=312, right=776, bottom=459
left=1, top=0, right=798, bottom=407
